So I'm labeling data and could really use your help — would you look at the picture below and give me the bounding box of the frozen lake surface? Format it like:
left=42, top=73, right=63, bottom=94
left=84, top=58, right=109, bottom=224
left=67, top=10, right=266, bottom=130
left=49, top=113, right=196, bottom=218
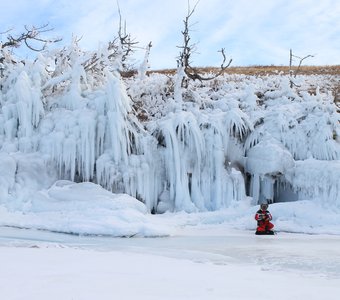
left=1, top=226, right=340, bottom=284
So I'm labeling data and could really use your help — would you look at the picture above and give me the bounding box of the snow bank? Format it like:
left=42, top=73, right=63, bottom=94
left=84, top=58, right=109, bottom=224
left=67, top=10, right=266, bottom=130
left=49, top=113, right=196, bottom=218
left=1, top=172, right=340, bottom=235
left=0, top=180, right=170, bottom=237
left=159, top=200, right=340, bottom=235
left=0, top=152, right=57, bottom=211
left=270, top=201, right=340, bottom=234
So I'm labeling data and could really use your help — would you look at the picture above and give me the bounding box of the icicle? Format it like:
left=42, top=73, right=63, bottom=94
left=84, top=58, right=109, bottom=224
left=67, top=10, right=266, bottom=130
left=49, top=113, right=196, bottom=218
left=11, top=71, right=44, bottom=138
left=173, top=66, right=185, bottom=105
left=138, top=42, right=152, bottom=80
left=77, top=110, right=96, bottom=181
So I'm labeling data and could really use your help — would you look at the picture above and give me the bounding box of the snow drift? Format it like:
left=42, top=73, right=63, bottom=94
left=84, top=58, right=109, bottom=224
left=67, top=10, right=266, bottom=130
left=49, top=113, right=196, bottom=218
left=0, top=178, right=169, bottom=237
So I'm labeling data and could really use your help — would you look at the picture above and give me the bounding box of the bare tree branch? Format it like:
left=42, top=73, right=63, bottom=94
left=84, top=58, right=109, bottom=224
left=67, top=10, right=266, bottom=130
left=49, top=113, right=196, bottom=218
left=293, top=54, right=314, bottom=78
left=289, top=49, right=314, bottom=88
left=1, top=24, right=61, bottom=52
left=0, top=28, right=13, bottom=35
left=177, top=0, right=232, bottom=86
left=81, top=2, right=143, bottom=76
left=111, top=0, right=139, bottom=70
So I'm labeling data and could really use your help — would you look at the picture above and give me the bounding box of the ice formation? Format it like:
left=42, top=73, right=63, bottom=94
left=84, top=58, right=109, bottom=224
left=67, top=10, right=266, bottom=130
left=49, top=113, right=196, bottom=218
left=0, top=42, right=339, bottom=216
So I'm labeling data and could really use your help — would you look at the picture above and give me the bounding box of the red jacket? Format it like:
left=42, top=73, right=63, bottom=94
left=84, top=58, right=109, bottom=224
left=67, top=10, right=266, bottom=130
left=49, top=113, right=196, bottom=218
left=255, top=209, right=272, bottom=224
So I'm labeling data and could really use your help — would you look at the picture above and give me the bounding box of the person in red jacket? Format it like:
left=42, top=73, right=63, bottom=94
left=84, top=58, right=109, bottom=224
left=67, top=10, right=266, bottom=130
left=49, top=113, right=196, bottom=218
left=255, top=203, right=274, bottom=235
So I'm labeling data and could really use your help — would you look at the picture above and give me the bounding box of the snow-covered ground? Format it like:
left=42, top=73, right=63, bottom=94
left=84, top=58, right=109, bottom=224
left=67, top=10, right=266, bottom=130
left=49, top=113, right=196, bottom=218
left=1, top=225, right=340, bottom=300
left=1, top=180, right=340, bottom=299
left=1, top=181, right=340, bottom=236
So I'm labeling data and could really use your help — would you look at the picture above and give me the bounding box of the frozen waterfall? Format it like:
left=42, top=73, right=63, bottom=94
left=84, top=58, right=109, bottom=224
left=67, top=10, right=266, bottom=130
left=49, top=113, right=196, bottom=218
left=0, top=46, right=339, bottom=213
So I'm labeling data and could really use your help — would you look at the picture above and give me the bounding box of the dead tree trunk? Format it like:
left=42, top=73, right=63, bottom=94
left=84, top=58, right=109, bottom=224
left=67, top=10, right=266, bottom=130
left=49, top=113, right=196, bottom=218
left=177, top=1, right=232, bottom=87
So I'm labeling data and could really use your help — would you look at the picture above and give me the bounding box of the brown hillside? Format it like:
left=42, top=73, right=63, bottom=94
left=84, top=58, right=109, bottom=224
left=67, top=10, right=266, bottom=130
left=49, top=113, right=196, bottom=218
left=149, top=65, right=340, bottom=76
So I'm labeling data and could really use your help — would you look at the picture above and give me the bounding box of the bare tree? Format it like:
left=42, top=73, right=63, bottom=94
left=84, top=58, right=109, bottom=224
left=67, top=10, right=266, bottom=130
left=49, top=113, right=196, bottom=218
left=177, top=1, right=232, bottom=87
left=289, top=49, right=314, bottom=88
left=106, top=2, right=141, bottom=74
left=83, top=3, right=148, bottom=77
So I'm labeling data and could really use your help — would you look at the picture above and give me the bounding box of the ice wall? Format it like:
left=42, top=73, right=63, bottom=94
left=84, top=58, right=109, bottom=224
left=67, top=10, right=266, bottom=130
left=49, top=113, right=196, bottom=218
left=242, top=78, right=340, bottom=205
left=0, top=46, right=339, bottom=213
left=245, top=138, right=295, bottom=203
left=285, top=159, right=340, bottom=207
left=152, top=108, right=247, bottom=212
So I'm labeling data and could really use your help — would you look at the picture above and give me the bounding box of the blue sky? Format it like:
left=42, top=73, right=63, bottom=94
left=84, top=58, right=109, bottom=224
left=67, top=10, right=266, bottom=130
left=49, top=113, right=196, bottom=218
left=1, top=0, right=339, bottom=69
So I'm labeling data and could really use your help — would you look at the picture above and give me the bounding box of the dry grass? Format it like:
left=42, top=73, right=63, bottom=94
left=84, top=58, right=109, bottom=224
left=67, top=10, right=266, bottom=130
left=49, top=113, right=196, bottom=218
left=149, top=65, right=340, bottom=76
